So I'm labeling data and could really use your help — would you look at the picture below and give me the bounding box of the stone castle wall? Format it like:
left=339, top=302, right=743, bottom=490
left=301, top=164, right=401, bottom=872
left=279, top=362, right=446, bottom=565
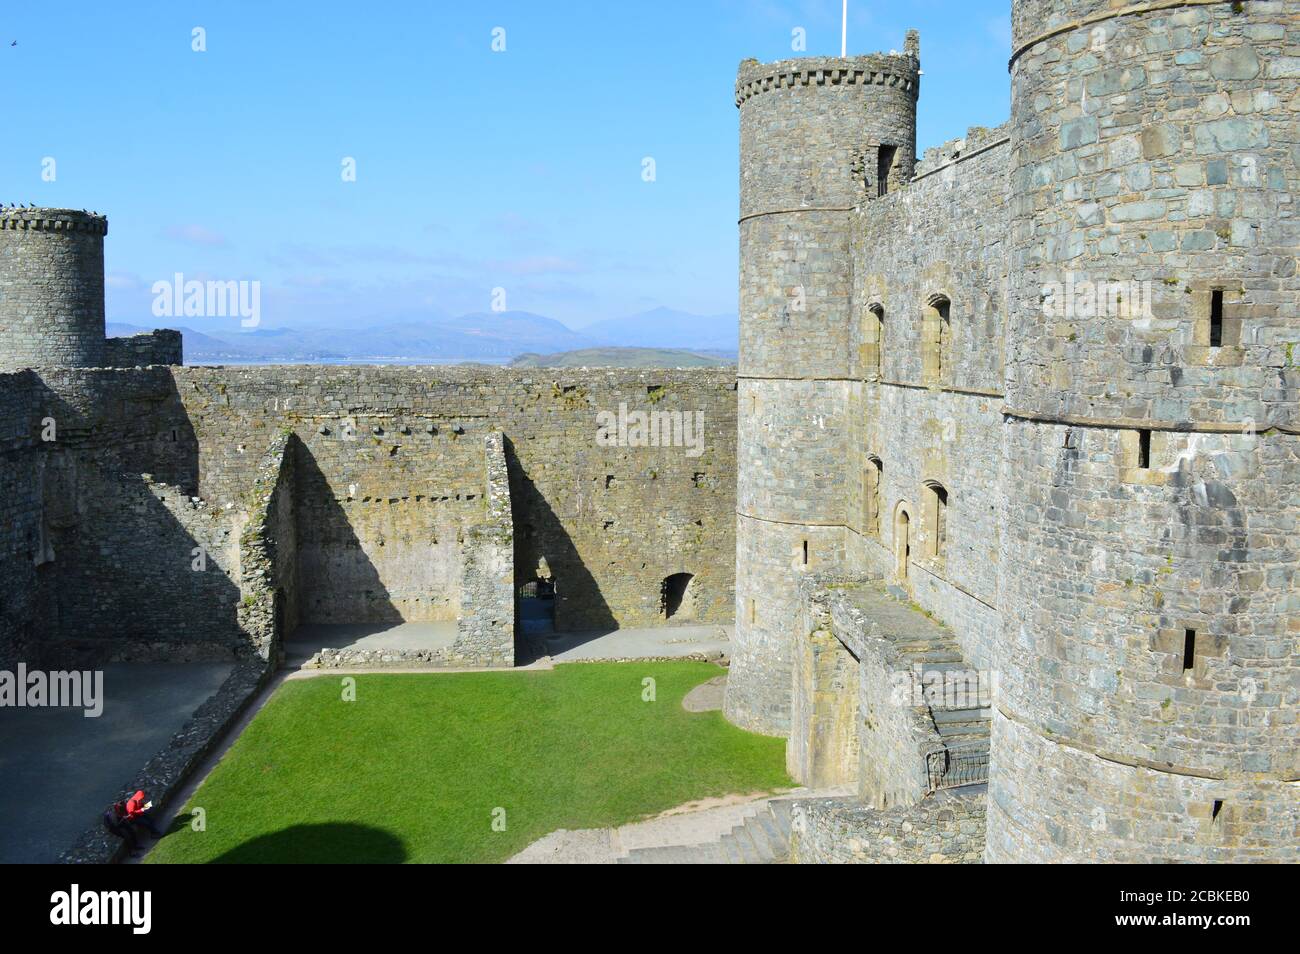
left=1, top=362, right=738, bottom=671
left=103, top=329, right=183, bottom=369
left=170, top=365, right=736, bottom=633
left=848, top=127, right=1010, bottom=673
left=0, top=371, right=45, bottom=669
left=791, top=788, right=986, bottom=864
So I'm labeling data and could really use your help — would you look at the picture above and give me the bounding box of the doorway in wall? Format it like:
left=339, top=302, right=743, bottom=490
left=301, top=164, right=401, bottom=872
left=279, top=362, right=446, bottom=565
left=661, top=572, right=695, bottom=620
left=518, top=577, right=556, bottom=636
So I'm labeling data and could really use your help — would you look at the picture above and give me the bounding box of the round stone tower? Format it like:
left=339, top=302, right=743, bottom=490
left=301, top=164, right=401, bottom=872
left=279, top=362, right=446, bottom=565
left=726, top=42, right=920, bottom=734
left=0, top=207, right=108, bottom=371
left=993, top=0, right=1299, bottom=860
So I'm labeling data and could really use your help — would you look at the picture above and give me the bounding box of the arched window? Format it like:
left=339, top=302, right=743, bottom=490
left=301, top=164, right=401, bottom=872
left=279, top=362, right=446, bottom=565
left=865, top=302, right=884, bottom=379
left=893, top=504, right=911, bottom=581
left=923, top=481, right=948, bottom=561
left=863, top=455, right=883, bottom=536
left=877, top=145, right=898, bottom=197
left=923, top=294, right=951, bottom=385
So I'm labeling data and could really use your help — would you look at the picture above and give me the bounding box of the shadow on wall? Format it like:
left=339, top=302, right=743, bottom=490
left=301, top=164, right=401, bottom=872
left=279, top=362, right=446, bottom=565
left=293, top=443, right=399, bottom=625
left=504, top=436, right=616, bottom=645
left=34, top=369, right=200, bottom=493
left=26, top=372, right=246, bottom=663
left=204, top=822, right=407, bottom=864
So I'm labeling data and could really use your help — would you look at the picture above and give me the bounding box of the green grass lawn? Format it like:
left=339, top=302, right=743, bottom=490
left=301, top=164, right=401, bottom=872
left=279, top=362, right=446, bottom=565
left=146, top=662, right=790, bottom=864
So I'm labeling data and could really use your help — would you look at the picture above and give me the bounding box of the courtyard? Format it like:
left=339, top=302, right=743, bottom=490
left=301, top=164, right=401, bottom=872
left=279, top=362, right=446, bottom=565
left=144, top=662, right=789, bottom=864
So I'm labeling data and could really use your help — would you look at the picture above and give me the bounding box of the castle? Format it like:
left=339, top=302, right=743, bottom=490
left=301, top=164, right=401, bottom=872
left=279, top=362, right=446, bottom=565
left=1, top=0, right=1296, bottom=864
left=725, top=0, right=1298, bottom=862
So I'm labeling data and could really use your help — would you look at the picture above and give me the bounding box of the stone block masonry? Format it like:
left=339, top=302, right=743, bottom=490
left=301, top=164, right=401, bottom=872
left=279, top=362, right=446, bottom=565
left=0, top=209, right=108, bottom=372
left=171, top=365, right=736, bottom=635
left=0, top=363, right=737, bottom=672
left=729, top=41, right=922, bottom=737
left=732, top=0, right=1298, bottom=864
left=790, top=788, right=986, bottom=864
left=454, top=432, right=515, bottom=665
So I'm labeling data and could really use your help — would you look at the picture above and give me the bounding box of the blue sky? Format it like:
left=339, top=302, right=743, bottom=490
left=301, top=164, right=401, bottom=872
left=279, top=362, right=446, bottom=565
left=1, top=0, right=1010, bottom=332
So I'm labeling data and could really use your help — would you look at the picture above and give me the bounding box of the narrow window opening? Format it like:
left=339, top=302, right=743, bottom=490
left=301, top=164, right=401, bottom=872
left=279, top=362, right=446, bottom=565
left=925, top=295, right=952, bottom=384
left=1137, top=429, right=1152, bottom=469
left=747, top=599, right=756, bottom=625
left=935, top=486, right=948, bottom=556
left=1209, top=289, right=1224, bottom=347
left=604, top=474, right=615, bottom=489
left=868, top=303, right=885, bottom=377
left=924, top=482, right=949, bottom=559
left=865, top=456, right=883, bottom=535
left=802, top=539, right=809, bottom=566
left=1211, top=799, right=1223, bottom=822
left=877, top=145, right=897, bottom=197
left=1182, top=628, right=1197, bottom=671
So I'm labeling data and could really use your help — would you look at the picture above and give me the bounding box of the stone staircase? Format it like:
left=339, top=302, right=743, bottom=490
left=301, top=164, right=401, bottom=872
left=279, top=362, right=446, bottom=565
left=927, top=704, right=991, bottom=791
left=845, top=584, right=992, bottom=793
left=617, top=798, right=794, bottom=864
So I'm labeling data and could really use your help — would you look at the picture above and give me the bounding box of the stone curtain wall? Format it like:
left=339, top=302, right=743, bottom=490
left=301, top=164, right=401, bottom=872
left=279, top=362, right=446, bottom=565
left=790, top=789, right=986, bottom=864
left=0, top=368, right=211, bottom=663
left=3, top=365, right=734, bottom=670
left=848, top=128, right=1010, bottom=674
left=172, top=366, right=736, bottom=633
left=44, top=465, right=242, bottom=664
left=0, top=210, right=107, bottom=372
left=103, top=330, right=183, bottom=369
left=455, top=432, right=515, bottom=665
left=0, top=371, right=43, bottom=668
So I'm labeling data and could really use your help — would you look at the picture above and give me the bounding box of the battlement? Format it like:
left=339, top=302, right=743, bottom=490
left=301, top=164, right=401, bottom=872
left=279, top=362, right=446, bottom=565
left=735, top=52, right=920, bottom=106
left=912, top=122, right=1011, bottom=178
left=0, top=207, right=108, bottom=235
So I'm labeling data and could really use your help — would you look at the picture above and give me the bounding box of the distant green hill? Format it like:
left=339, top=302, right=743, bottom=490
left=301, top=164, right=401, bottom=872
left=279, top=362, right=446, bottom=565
left=510, top=347, right=735, bottom=368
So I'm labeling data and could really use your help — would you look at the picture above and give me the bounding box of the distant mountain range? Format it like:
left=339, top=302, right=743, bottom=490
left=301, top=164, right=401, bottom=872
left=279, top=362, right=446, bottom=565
left=510, top=347, right=733, bottom=369
left=106, top=307, right=738, bottom=365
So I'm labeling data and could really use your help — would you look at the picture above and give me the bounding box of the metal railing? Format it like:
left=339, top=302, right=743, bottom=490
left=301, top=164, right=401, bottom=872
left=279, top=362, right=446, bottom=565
left=925, top=746, right=989, bottom=792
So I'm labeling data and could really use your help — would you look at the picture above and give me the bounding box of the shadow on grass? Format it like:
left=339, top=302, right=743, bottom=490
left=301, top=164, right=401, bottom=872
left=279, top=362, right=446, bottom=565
left=206, top=823, right=407, bottom=864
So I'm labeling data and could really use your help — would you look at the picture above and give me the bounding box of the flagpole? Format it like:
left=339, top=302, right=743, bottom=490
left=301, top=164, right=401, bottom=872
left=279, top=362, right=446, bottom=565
left=841, top=0, right=847, bottom=56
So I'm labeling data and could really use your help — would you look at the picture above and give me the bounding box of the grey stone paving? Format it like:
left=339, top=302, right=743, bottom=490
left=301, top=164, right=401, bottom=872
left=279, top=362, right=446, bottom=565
left=545, top=624, right=731, bottom=662
left=0, top=662, right=234, bottom=864
left=286, top=621, right=459, bottom=664
left=682, top=674, right=727, bottom=712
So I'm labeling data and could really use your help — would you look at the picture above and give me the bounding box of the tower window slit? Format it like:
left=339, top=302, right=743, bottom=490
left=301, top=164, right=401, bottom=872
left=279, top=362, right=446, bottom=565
left=1209, top=289, right=1224, bottom=347
left=1138, top=429, right=1151, bottom=469
left=1182, top=628, right=1196, bottom=671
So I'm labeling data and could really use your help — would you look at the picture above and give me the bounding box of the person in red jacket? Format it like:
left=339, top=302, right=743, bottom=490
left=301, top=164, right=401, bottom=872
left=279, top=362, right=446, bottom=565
left=124, top=790, right=162, bottom=837
left=102, top=789, right=162, bottom=855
